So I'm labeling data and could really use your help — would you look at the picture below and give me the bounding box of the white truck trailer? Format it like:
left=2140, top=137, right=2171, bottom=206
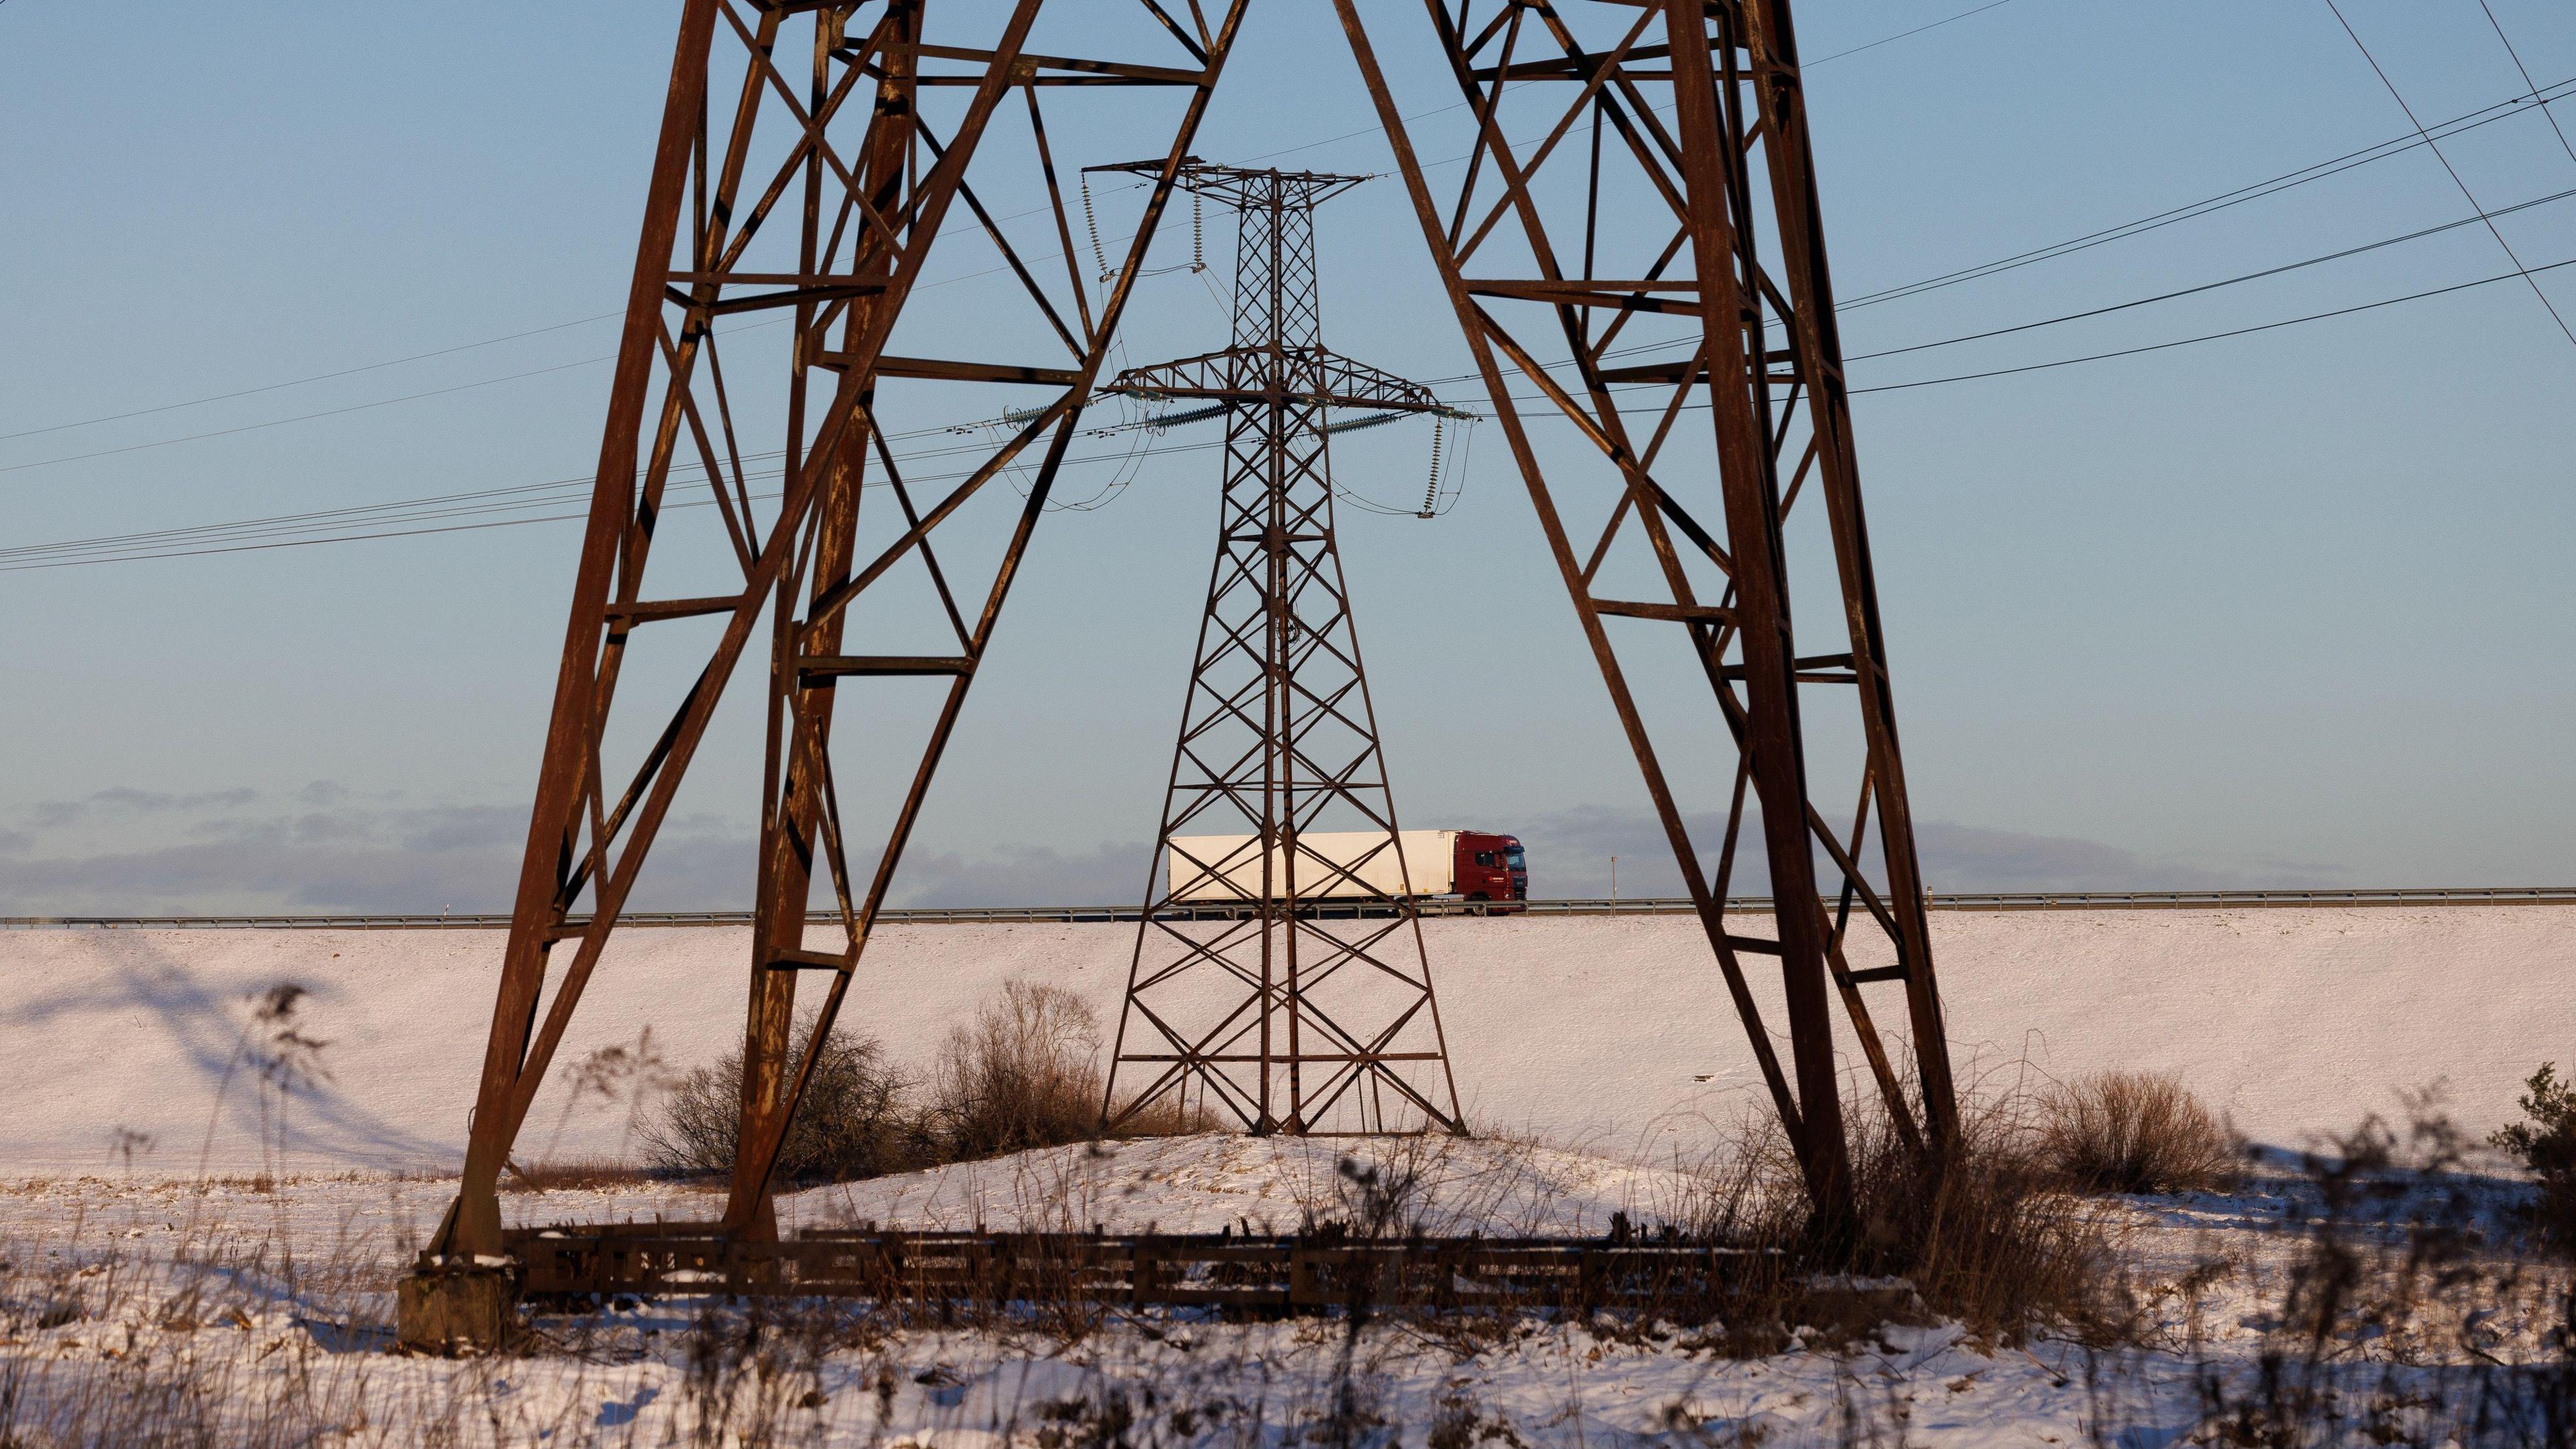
left=1167, top=829, right=1504, bottom=902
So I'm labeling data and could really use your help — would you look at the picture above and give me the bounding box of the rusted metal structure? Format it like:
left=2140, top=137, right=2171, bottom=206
left=409, top=0, right=1960, bottom=1341
left=1332, top=0, right=1960, bottom=1221
left=501, top=1226, right=1759, bottom=1310
left=1095, top=162, right=1464, bottom=1138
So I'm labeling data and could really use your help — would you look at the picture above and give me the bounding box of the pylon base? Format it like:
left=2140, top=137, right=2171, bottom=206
left=396, top=1260, right=520, bottom=1354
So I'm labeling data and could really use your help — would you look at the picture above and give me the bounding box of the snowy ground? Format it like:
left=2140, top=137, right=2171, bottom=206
left=2, top=1134, right=2567, bottom=1447
left=4, top=910, right=2570, bottom=1443
left=1, top=906, right=2570, bottom=1177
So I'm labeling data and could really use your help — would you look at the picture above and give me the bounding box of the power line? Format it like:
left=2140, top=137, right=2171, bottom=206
left=14, top=229, right=2555, bottom=573
left=1836, top=72, right=2576, bottom=314
left=1431, top=247, right=2576, bottom=425
left=23, top=16, right=2575, bottom=565
left=1397, top=74, right=2576, bottom=392
left=1803, top=0, right=2017, bottom=67
left=2323, top=0, right=2576, bottom=350
left=1, top=6, right=2032, bottom=452
left=1843, top=180, right=2576, bottom=364
left=1408, top=174, right=2576, bottom=390
left=0, top=221, right=1150, bottom=480
left=30, top=47, right=2555, bottom=485
left=0, top=312, right=624, bottom=445
left=1847, top=251, right=2576, bottom=393
left=0, top=415, right=1254, bottom=572
left=0, top=356, right=615, bottom=477
left=0, top=183, right=1151, bottom=450
left=28, top=241, right=2569, bottom=573
left=28, top=160, right=2576, bottom=564
left=2475, top=0, right=2576, bottom=172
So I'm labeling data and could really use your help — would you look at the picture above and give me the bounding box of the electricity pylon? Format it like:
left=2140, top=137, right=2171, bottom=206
left=1095, top=162, right=1465, bottom=1138
left=412, top=2, right=1960, bottom=1340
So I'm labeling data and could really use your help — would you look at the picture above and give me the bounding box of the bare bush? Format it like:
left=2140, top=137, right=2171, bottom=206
left=2039, top=1069, right=2236, bottom=1195
left=1684, top=1091, right=2118, bottom=1347
left=924, top=980, right=1112, bottom=1159
left=644, top=1012, right=916, bottom=1184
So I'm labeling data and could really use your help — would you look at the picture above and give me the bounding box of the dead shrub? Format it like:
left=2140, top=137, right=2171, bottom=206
left=644, top=1012, right=918, bottom=1184
left=1685, top=1090, right=2118, bottom=1346
left=924, top=981, right=1112, bottom=1159
left=2039, top=1070, right=2235, bottom=1195
left=638, top=983, right=1210, bottom=1189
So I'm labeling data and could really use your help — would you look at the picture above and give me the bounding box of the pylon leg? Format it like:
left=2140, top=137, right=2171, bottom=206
left=1329, top=0, right=1962, bottom=1220
left=425, top=2, right=1255, bottom=1269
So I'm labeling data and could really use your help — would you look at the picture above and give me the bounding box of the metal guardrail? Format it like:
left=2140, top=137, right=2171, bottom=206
left=3, top=887, right=2570, bottom=930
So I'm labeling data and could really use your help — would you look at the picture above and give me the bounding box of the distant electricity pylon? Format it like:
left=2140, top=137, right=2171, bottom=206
left=1094, top=161, right=1465, bottom=1138
left=414, top=1, right=1962, bottom=1341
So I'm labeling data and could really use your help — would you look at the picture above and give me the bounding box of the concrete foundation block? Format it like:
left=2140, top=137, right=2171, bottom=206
left=396, top=1263, right=519, bottom=1354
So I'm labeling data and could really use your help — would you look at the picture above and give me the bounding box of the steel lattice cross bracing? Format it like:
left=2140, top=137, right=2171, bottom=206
left=411, top=0, right=1966, bottom=1334
left=1094, top=161, right=1465, bottom=1139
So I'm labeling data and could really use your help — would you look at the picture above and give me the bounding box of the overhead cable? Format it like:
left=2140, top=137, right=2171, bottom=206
left=2325, top=1, right=2569, bottom=347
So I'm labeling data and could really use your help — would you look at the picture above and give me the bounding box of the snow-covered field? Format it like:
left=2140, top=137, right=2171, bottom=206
left=2, top=1134, right=2567, bottom=1447
left=3, top=909, right=2570, bottom=1445
left=0, top=907, right=2567, bottom=1176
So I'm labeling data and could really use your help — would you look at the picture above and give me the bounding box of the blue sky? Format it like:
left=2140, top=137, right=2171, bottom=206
left=2, top=1, right=2571, bottom=912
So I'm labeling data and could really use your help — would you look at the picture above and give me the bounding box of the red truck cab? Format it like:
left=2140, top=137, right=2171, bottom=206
left=1454, top=831, right=1527, bottom=908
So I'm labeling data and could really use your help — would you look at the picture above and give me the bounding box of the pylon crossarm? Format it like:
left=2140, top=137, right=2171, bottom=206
left=1109, top=347, right=1452, bottom=413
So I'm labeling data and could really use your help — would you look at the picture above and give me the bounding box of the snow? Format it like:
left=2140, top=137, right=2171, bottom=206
left=1, top=1135, right=2565, bottom=1446
left=806, top=1133, right=1712, bottom=1238
left=0, top=906, right=2569, bottom=1176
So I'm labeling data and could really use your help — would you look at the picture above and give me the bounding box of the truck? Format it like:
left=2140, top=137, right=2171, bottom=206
left=1167, top=829, right=1527, bottom=907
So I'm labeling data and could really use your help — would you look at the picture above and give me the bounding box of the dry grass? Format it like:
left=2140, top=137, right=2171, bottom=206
left=8, top=1091, right=2573, bottom=1446
left=500, top=1160, right=700, bottom=1193
left=1717, top=1094, right=2117, bottom=1348
left=2171, top=1104, right=2576, bottom=1447
left=2038, top=1069, right=2237, bottom=1196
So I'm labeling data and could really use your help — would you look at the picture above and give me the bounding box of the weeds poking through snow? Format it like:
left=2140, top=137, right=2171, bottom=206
left=191, top=982, right=331, bottom=1191
left=4, top=1067, right=2570, bottom=1444
left=1304, top=1150, right=1428, bottom=1241
left=529, top=1027, right=676, bottom=1177
left=2165, top=1098, right=2576, bottom=1447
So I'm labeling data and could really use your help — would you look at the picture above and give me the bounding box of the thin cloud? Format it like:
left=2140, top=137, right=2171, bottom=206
left=0, top=784, right=2345, bottom=916
left=1512, top=806, right=2345, bottom=898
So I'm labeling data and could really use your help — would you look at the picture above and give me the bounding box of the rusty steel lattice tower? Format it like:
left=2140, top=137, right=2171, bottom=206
left=1095, top=162, right=1464, bottom=1138
left=413, top=0, right=1964, bottom=1326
